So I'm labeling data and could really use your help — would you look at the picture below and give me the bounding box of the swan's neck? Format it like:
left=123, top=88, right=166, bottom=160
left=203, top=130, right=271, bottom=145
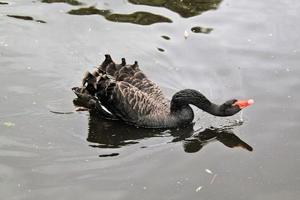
left=170, top=89, right=223, bottom=116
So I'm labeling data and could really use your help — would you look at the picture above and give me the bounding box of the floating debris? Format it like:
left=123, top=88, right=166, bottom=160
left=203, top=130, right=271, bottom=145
left=99, top=153, right=119, bottom=157
left=176, top=181, right=182, bottom=185
left=3, top=121, right=15, bottom=127
left=7, top=15, right=46, bottom=24
left=36, top=20, right=46, bottom=24
left=184, top=30, right=189, bottom=39
left=161, top=35, right=170, bottom=40
left=41, top=0, right=83, bottom=6
left=205, top=168, right=213, bottom=174
left=157, top=48, right=165, bottom=52
left=191, top=26, right=213, bottom=34
left=7, top=15, right=33, bottom=21
left=195, top=186, right=203, bottom=192
left=210, top=174, right=217, bottom=184
left=50, top=110, right=74, bottom=114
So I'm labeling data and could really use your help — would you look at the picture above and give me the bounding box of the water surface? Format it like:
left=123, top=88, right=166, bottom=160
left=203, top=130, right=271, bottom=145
left=1, top=0, right=300, bottom=199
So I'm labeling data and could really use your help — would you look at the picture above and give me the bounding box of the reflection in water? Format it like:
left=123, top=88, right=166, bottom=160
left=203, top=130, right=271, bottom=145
left=7, top=15, right=46, bottom=23
left=68, top=6, right=172, bottom=25
left=87, top=110, right=253, bottom=156
left=68, top=6, right=110, bottom=16
left=41, top=0, right=83, bottom=6
left=106, top=12, right=172, bottom=26
left=41, top=1, right=220, bottom=27
left=183, top=128, right=253, bottom=153
left=128, top=0, right=223, bottom=18
left=87, top=110, right=168, bottom=149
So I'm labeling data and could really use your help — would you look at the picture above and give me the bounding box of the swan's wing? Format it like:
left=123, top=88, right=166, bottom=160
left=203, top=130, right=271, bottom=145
left=98, top=55, right=166, bottom=101
left=120, top=73, right=166, bottom=103
left=97, top=81, right=168, bottom=124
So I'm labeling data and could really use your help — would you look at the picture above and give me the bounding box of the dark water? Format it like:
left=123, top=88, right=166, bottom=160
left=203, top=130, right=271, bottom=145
left=1, top=0, right=300, bottom=199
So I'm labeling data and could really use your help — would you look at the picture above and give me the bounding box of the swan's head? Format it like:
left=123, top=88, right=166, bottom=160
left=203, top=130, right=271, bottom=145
left=219, top=99, right=254, bottom=116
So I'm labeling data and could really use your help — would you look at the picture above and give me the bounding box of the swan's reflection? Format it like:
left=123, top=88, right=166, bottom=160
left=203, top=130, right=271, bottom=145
left=87, top=110, right=252, bottom=156
left=182, top=128, right=253, bottom=153
left=128, top=0, right=223, bottom=18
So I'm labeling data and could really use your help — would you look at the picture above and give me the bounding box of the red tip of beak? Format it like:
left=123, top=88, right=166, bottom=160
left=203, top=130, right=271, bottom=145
left=233, top=99, right=254, bottom=109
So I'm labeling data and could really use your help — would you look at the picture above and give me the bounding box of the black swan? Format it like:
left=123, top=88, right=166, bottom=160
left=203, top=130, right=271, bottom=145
left=72, top=54, right=253, bottom=128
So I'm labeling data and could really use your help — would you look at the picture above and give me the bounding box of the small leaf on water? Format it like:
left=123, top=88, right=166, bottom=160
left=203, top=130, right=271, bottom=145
left=184, top=30, right=189, bottom=39
left=195, top=186, right=202, bottom=192
left=4, top=121, right=15, bottom=127
left=205, top=169, right=213, bottom=174
left=210, top=174, right=218, bottom=184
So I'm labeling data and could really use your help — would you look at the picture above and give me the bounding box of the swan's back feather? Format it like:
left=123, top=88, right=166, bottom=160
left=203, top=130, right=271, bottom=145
left=95, top=77, right=170, bottom=127
left=98, top=56, right=167, bottom=104
left=78, top=55, right=169, bottom=126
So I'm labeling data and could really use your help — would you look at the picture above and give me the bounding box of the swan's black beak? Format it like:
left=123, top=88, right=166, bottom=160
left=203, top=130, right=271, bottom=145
left=233, top=99, right=254, bottom=109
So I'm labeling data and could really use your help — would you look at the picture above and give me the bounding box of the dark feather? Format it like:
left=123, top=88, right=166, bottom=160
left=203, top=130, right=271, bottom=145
left=75, top=55, right=173, bottom=127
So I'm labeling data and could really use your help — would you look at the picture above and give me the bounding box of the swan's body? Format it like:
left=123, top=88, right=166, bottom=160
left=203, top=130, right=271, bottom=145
left=72, top=55, right=253, bottom=128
